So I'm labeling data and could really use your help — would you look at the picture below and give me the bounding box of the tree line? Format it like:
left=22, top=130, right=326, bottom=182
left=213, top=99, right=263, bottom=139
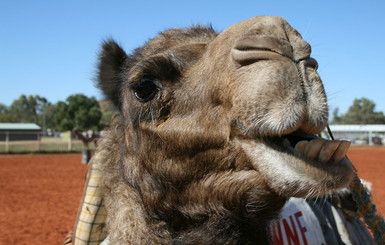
left=0, top=95, right=384, bottom=132
left=0, top=94, right=116, bottom=132
left=332, top=98, right=385, bottom=124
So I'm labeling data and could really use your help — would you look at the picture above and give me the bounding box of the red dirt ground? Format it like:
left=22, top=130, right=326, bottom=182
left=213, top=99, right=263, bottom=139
left=0, top=154, right=87, bottom=245
left=0, top=148, right=384, bottom=244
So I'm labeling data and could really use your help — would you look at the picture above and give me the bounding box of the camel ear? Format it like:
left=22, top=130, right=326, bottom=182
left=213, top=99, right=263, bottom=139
left=97, top=40, right=128, bottom=109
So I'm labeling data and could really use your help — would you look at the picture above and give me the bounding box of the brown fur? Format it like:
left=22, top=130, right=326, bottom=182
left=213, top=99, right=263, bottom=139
left=96, top=16, right=355, bottom=244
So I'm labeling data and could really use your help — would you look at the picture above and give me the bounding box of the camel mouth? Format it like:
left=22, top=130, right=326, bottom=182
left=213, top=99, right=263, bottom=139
left=262, top=130, right=320, bottom=151
left=261, top=129, right=351, bottom=166
left=282, top=130, right=321, bottom=148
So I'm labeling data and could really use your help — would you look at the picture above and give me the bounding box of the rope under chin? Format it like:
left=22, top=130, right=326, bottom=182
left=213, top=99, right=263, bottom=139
left=327, top=125, right=385, bottom=244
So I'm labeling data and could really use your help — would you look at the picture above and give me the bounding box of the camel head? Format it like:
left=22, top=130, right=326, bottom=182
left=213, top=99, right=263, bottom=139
left=97, top=16, right=355, bottom=243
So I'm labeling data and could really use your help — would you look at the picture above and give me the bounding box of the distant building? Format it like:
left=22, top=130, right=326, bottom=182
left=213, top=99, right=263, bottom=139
left=0, top=123, right=42, bottom=141
left=329, top=124, right=385, bottom=145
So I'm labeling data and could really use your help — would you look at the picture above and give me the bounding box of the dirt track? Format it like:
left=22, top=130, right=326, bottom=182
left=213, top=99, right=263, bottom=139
left=347, top=147, right=385, bottom=216
left=0, top=154, right=87, bottom=245
left=0, top=148, right=384, bottom=244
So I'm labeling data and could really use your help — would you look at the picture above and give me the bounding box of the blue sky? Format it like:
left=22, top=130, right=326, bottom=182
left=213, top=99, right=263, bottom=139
left=1, top=0, right=384, bottom=116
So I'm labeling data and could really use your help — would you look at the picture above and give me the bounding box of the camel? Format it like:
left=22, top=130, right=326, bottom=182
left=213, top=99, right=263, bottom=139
left=69, top=16, right=380, bottom=244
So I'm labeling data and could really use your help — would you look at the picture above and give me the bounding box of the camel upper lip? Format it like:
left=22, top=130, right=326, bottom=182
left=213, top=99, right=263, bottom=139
left=283, top=130, right=321, bottom=148
left=259, top=130, right=321, bottom=152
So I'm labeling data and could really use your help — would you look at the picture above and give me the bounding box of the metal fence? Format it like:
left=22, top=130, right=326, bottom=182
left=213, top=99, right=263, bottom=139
left=0, top=131, right=93, bottom=153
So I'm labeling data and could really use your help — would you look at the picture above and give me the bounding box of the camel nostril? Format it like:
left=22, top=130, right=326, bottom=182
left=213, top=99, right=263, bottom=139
left=231, top=48, right=280, bottom=66
left=305, top=57, right=318, bottom=70
left=231, top=35, right=294, bottom=66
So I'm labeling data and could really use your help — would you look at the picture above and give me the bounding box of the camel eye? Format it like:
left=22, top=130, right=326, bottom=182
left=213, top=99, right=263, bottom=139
left=133, top=80, right=160, bottom=102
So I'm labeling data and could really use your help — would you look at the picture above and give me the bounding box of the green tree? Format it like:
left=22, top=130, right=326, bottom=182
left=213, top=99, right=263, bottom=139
left=7, top=95, right=51, bottom=126
left=332, top=98, right=385, bottom=124
left=41, top=103, right=58, bottom=131
left=52, top=101, right=71, bottom=131
left=0, top=104, right=7, bottom=113
left=53, top=94, right=102, bottom=131
left=0, top=103, right=13, bottom=122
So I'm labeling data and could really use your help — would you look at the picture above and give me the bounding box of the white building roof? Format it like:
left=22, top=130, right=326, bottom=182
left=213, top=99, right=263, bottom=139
left=0, top=123, right=41, bottom=131
left=329, top=124, right=385, bottom=132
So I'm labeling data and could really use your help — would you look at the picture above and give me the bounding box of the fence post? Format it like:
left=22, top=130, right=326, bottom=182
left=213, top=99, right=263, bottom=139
left=37, top=133, right=41, bottom=152
left=368, top=130, right=373, bottom=146
left=5, top=131, right=9, bottom=153
left=68, top=133, right=72, bottom=151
